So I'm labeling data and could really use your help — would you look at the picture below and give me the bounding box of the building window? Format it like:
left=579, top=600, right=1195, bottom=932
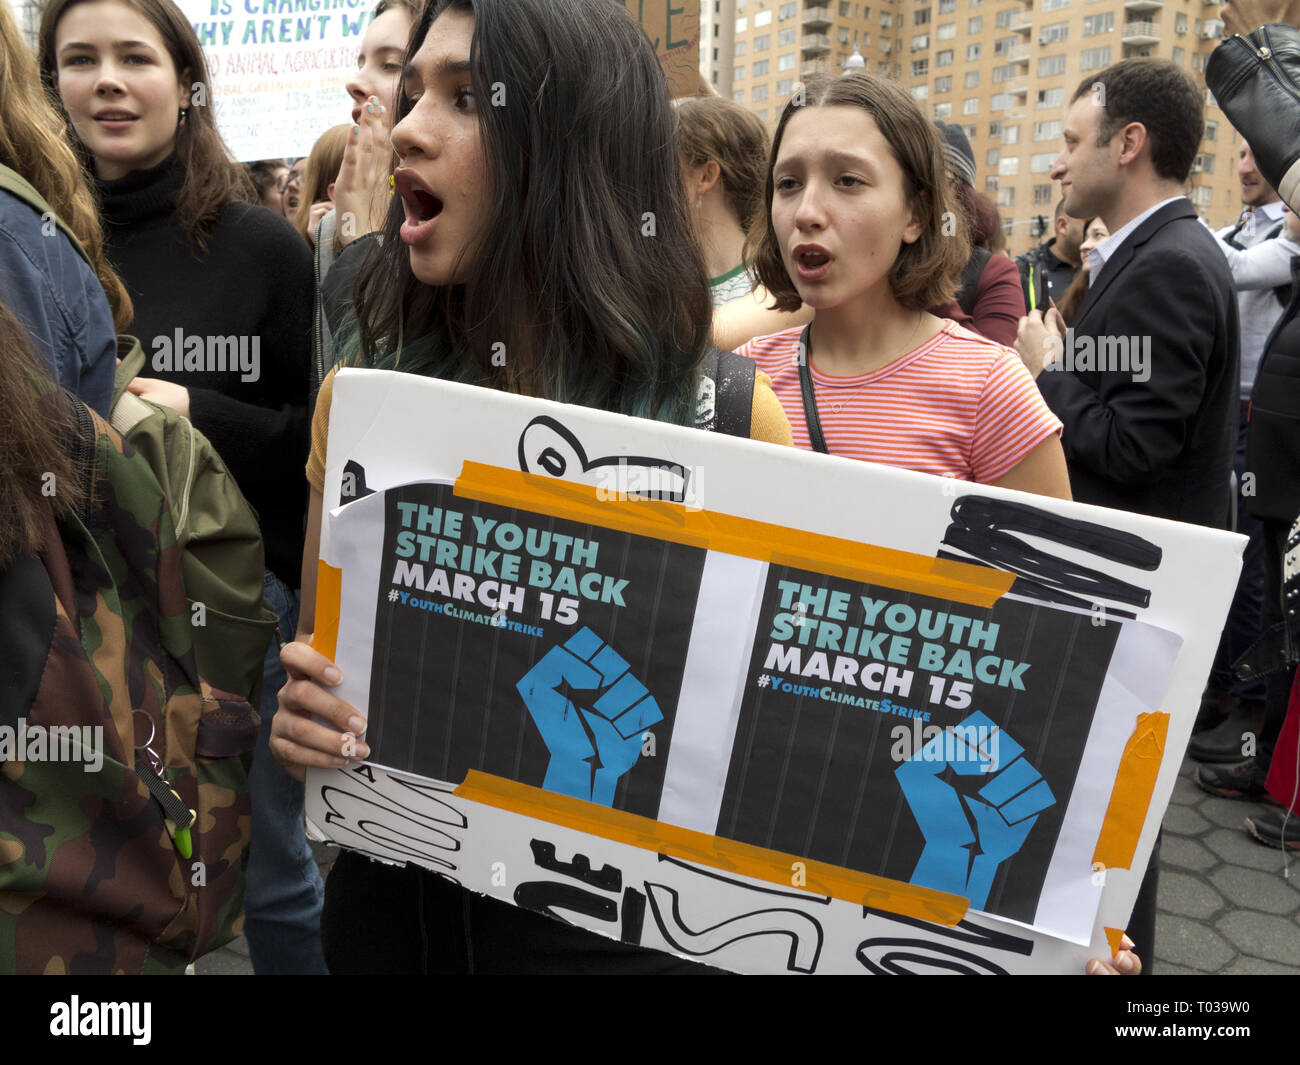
left=1002, top=124, right=1019, bottom=143
left=967, top=15, right=983, bottom=33
left=733, top=90, right=745, bottom=103
left=937, top=49, right=954, bottom=65
left=991, top=91, right=1013, bottom=109
left=755, top=33, right=770, bottom=51
left=1037, top=55, right=1066, bottom=76
left=965, top=69, right=980, bottom=87
left=996, top=187, right=1015, bottom=206
left=993, top=35, right=1017, bottom=54
left=752, top=84, right=768, bottom=101
left=914, top=6, right=932, bottom=24
left=755, top=9, right=772, bottom=26
left=1042, top=0, right=1069, bottom=9
left=999, top=155, right=1019, bottom=176
left=987, top=175, right=1000, bottom=192
left=734, top=41, right=747, bottom=56
left=1176, top=11, right=1188, bottom=33
left=1080, top=46, right=1111, bottom=70
left=966, top=43, right=982, bottom=60
left=734, top=65, right=745, bottom=80
left=778, top=27, right=797, bottom=45
left=1082, top=12, right=1113, bottom=35
left=838, top=27, right=850, bottom=43
left=1034, top=183, right=1054, bottom=204
left=1205, top=120, right=1218, bottom=141
left=987, top=147, right=1000, bottom=166
left=1192, top=153, right=1215, bottom=173
left=939, top=0, right=956, bottom=10
left=840, top=1, right=851, bottom=14
left=963, top=96, right=980, bottom=114
left=934, top=102, right=952, bottom=118
left=963, top=124, right=977, bottom=141
left=938, top=21, right=957, bottom=39
left=1172, top=46, right=1185, bottom=65
left=777, top=78, right=794, bottom=95
left=988, top=121, right=1001, bottom=137
left=752, top=58, right=770, bottom=75
left=993, top=63, right=1016, bottom=82
left=1040, top=21, right=1069, bottom=44
left=881, top=11, right=892, bottom=27
left=912, top=58, right=930, bottom=76
left=913, top=84, right=930, bottom=99
left=1191, top=186, right=1213, bottom=206
left=1031, top=152, right=1056, bottom=172
left=878, top=60, right=891, bottom=74
left=778, top=52, right=796, bottom=70
left=1033, top=119, right=1062, bottom=141
left=995, top=7, right=1017, bottom=28
left=935, top=75, right=953, bottom=92
left=912, top=33, right=930, bottom=50
left=736, top=16, right=747, bottom=32
left=1036, top=87, right=1064, bottom=108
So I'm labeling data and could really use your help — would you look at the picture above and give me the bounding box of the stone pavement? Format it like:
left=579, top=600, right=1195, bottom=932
left=195, top=758, right=1300, bottom=975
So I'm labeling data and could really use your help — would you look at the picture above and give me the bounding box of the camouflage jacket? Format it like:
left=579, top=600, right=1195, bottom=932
left=0, top=402, right=258, bottom=974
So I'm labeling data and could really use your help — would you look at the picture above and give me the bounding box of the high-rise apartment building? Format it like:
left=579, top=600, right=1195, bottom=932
left=703, top=0, right=1246, bottom=255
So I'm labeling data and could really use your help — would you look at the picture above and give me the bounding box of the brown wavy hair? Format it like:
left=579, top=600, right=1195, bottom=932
left=38, top=0, right=255, bottom=252
left=674, top=95, right=770, bottom=234
left=0, top=2, right=132, bottom=331
left=749, top=73, right=969, bottom=312
left=0, top=298, right=86, bottom=567
left=293, top=124, right=351, bottom=245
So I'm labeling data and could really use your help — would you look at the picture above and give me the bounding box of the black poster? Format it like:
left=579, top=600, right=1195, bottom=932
left=718, top=564, right=1121, bottom=924
left=365, top=482, right=706, bottom=818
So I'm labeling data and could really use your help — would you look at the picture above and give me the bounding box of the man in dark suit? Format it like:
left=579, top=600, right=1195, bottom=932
left=1017, top=60, right=1239, bottom=530
left=1014, top=59, right=1239, bottom=974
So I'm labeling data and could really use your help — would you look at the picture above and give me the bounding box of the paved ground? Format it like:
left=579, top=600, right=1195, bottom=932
left=196, top=756, right=1300, bottom=975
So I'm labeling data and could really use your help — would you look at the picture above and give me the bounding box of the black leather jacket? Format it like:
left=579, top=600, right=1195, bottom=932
left=1207, top=25, right=1300, bottom=215
left=1208, top=27, right=1300, bottom=670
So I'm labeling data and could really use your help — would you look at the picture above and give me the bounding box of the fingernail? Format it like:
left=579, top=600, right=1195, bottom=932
left=355, top=742, right=371, bottom=759
left=323, top=665, right=342, bottom=684
left=1115, top=952, right=1135, bottom=973
left=367, top=102, right=374, bottom=113
left=353, top=124, right=360, bottom=134
left=347, top=715, right=366, bottom=733
left=379, top=105, right=386, bottom=113
left=1119, top=934, right=1134, bottom=951
left=1086, top=959, right=1108, bottom=975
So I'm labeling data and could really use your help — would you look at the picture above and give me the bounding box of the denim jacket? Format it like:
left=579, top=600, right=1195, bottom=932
left=0, top=187, right=115, bottom=415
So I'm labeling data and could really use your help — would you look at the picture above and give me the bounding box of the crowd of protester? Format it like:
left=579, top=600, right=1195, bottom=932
left=1, top=0, right=1297, bottom=977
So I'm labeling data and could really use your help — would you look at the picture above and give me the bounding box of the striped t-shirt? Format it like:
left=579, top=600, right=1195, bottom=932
left=736, top=319, right=1062, bottom=483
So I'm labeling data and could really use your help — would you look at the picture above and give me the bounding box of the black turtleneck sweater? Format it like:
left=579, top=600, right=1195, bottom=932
left=96, top=156, right=312, bottom=587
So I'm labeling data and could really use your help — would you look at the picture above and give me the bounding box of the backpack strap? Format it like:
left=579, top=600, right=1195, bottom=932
left=956, top=247, right=992, bottom=317
left=0, top=163, right=92, bottom=269
left=695, top=347, right=755, bottom=439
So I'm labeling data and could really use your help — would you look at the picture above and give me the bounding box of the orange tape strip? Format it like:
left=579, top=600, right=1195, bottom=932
left=1104, top=927, right=1126, bottom=955
left=453, top=462, right=1014, bottom=608
left=455, top=770, right=969, bottom=925
left=312, top=560, right=343, bottom=661
left=1092, top=711, right=1169, bottom=871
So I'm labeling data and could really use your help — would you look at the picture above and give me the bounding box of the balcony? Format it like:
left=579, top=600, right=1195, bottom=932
left=1010, top=17, right=1033, bottom=34
left=1122, top=20, right=1161, bottom=42
left=801, top=59, right=831, bottom=76
left=801, top=33, right=831, bottom=54
left=1005, top=45, right=1030, bottom=64
left=802, top=4, right=831, bottom=29
left=1123, top=0, right=1163, bottom=10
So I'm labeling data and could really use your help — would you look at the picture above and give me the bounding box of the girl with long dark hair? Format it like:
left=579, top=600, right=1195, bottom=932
left=272, top=0, right=791, bottom=974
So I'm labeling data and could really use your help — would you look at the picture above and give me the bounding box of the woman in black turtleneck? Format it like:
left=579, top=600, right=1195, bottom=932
left=39, top=0, right=323, bottom=974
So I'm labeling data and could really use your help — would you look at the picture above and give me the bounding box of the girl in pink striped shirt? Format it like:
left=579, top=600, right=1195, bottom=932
left=739, top=73, right=1070, bottom=499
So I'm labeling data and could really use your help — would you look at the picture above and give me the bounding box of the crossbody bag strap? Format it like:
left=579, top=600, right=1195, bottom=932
left=796, top=324, right=829, bottom=454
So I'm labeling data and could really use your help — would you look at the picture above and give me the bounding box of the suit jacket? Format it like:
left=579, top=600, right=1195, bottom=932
left=1036, top=198, right=1239, bottom=528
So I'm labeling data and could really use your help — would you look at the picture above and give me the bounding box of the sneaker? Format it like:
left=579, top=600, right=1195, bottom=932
left=1194, top=759, right=1272, bottom=800
left=1244, top=807, right=1300, bottom=851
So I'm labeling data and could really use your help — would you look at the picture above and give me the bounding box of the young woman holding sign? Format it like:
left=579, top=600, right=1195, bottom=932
left=737, top=74, right=1070, bottom=499
left=273, top=0, right=791, bottom=975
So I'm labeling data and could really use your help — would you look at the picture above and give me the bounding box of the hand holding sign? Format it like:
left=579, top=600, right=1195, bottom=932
left=517, top=627, right=662, bottom=806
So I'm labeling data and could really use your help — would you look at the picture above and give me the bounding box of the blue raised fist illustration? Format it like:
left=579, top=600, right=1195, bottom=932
left=895, top=711, right=1055, bottom=910
left=517, top=627, right=662, bottom=806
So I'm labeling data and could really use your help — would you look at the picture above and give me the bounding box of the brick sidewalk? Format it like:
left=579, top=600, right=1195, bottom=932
left=196, top=758, right=1300, bottom=975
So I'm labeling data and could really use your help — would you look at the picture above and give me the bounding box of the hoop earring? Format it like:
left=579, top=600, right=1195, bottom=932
left=178, top=107, right=189, bottom=129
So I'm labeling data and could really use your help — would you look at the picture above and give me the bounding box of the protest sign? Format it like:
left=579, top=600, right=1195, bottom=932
left=304, top=368, right=1242, bottom=973
left=175, top=0, right=700, bottom=161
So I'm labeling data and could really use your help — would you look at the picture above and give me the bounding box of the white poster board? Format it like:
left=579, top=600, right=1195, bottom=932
left=304, top=368, right=1243, bottom=974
